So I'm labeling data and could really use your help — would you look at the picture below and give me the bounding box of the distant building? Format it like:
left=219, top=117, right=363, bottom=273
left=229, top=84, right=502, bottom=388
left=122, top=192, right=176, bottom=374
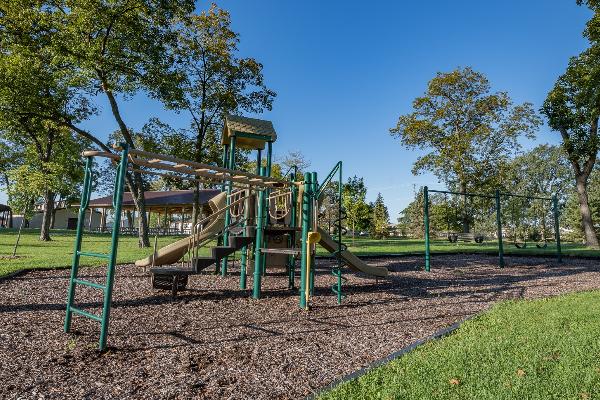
left=11, top=190, right=221, bottom=235
left=0, top=204, right=11, bottom=228
left=85, top=189, right=221, bottom=234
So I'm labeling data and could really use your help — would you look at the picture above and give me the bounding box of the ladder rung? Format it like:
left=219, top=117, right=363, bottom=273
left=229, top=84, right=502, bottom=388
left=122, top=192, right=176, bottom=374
left=69, top=306, right=102, bottom=322
left=73, top=279, right=106, bottom=290
left=77, top=251, right=110, bottom=259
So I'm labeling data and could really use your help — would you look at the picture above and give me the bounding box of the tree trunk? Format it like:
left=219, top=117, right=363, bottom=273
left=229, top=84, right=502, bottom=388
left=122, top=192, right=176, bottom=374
left=50, top=208, right=56, bottom=229
left=575, top=175, right=599, bottom=248
left=123, top=172, right=150, bottom=247
left=126, top=210, right=133, bottom=229
left=8, top=210, right=13, bottom=228
left=39, top=191, right=54, bottom=241
left=460, top=181, right=470, bottom=233
left=102, top=81, right=150, bottom=247
left=192, top=181, right=201, bottom=229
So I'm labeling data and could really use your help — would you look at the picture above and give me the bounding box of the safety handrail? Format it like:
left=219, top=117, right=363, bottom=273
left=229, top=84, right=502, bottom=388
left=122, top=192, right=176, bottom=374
left=268, top=189, right=293, bottom=220
left=191, top=193, right=252, bottom=233
left=317, top=161, right=342, bottom=198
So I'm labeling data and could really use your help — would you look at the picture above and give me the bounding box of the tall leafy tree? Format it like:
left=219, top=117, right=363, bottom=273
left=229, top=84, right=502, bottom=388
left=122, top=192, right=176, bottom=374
left=542, top=47, right=600, bottom=248
left=161, top=4, right=275, bottom=226
left=390, top=67, right=541, bottom=231
left=342, top=176, right=371, bottom=241
left=1, top=121, right=86, bottom=240
left=0, top=0, right=195, bottom=247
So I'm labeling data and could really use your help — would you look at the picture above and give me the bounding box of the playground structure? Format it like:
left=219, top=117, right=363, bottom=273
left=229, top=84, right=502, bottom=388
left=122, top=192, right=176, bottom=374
left=423, top=186, right=562, bottom=271
left=64, top=115, right=387, bottom=350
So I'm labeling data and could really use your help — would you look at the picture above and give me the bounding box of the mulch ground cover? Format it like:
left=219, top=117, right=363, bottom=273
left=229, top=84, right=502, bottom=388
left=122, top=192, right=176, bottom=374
left=1, top=254, right=600, bottom=399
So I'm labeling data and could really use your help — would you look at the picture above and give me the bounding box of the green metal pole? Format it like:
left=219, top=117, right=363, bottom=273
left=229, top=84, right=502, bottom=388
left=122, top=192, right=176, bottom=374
left=64, top=156, right=94, bottom=333
left=309, top=172, right=317, bottom=296
left=299, top=172, right=312, bottom=309
left=495, top=190, right=505, bottom=268
left=239, top=190, right=249, bottom=289
left=553, top=194, right=562, bottom=263
left=336, top=162, right=343, bottom=304
left=99, top=144, right=129, bottom=350
left=288, top=170, right=297, bottom=289
left=245, top=148, right=262, bottom=288
left=221, top=144, right=229, bottom=191
left=423, top=186, right=431, bottom=272
left=221, top=136, right=236, bottom=276
left=252, top=167, right=267, bottom=299
left=260, top=142, right=273, bottom=276
left=266, top=141, right=273, bottom=177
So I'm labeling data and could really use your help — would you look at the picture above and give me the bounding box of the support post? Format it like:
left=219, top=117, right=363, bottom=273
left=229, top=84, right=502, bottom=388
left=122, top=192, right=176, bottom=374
left=252, top=167, right=267, bottom=299
left=309, top=171, right=317, bottom=296
left=221, top=135, right=236, bottom=276
left=240, top=189, right=249, bottom=290
left=553, top=194, right=562, bottom=263
left=221, top=144, right=229, bottom=191
left=496, top=190, right=505, bottom=268
left=335, top=162, right=343, bottom=304
left=299, top=172, right=312, bottom=309
left=288, top=170, right=297, bottom=289
left=423, top=186, right=430, bottom=272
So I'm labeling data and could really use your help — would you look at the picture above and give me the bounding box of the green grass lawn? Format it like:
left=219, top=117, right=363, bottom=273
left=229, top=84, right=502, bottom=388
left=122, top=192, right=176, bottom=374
left=320, top=290, right=600, bottom=400
left=335, top=236, right=600, bottom=258
left=0, top=229, right=597, bottom=277
left=0, top=228, right=213, bottom=277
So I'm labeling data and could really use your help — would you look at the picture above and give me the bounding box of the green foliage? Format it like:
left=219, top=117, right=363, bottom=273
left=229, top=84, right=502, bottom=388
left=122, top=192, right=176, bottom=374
left=390, top=67, right=541, bottom=193
left=504, top=145, right=572, bottom=200
left=542, top=48, right=600, bottom=175
left=370, top=193, right=390, bottom=239
left=159, top=4, right=275, bottom=164
left=342, top=176, right=371, bottom=236
left=541, top=23, right=600, bottom=247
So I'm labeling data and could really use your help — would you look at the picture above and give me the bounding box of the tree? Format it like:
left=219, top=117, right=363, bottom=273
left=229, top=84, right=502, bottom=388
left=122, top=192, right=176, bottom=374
left=542, top=47, right=600, bottom=248
left=317, top=181, right=340, bottom=234
left=161, top=4, right=275, bottom=227
left=397, top=187, right=425, bottom=238
left=390, top=67, right=541, bottom=232
left=505, top=145, right=572, bottom=200
left=342, top=176, right=371, bottom=241
left=2, top=127, right=86, bottom=240
left=280, top=150, right=311, bottom=180
left=0, top=0, right=196, bottom=247
left=371, top=193, right=390, bottom=239
left=0, top=138, right=22, bottom=227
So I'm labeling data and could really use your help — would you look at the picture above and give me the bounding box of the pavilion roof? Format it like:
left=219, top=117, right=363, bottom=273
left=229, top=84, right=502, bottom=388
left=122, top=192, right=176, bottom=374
left=86, top=189, right=221, bottom=209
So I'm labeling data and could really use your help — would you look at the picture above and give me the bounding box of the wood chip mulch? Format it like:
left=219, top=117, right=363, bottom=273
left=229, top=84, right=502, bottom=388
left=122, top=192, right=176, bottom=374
left=1, top=254, right=600, bottom=399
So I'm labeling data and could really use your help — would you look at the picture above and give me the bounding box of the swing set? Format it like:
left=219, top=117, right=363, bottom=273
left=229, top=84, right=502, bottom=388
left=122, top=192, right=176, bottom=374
left=423, top=187, right=562, bottom=271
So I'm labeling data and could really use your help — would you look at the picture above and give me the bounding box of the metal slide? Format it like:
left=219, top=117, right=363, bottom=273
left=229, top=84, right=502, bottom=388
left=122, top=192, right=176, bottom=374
left=135, top=192, right=227, bottom=268
left=317, top=227, right=388, bottom=277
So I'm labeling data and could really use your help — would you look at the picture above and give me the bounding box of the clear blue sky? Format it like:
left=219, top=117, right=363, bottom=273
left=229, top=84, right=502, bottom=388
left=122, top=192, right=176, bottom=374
left=0, top=1, right=593, bottom=219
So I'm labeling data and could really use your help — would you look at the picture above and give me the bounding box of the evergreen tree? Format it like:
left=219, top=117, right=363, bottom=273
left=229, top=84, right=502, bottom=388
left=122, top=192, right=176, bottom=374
left=371, top=193, right=390, bottom=239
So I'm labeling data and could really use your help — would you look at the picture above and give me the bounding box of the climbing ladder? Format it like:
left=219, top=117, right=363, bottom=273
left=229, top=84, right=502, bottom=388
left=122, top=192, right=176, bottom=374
left=64, top=145, right=129, bottom=351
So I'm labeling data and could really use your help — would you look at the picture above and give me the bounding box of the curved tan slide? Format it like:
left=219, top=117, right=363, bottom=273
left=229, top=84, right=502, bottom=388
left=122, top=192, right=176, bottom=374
left=135, top=192, right=227, bottom=268
left=317, top=227, right=388, bottom=277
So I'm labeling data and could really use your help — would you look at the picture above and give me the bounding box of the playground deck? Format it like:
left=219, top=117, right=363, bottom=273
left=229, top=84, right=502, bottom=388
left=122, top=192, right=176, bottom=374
left=2, top=255, right=600, bottom=399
